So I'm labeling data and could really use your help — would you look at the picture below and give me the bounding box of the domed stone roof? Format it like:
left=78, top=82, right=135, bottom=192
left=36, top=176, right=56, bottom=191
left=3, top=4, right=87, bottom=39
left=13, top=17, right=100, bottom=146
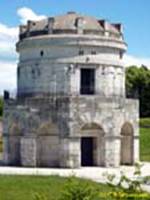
left=29, top=12, right=104, bottom=31
left=19, top=12, right=121, bottom=40
left=53, top=12, right=104, bottom=31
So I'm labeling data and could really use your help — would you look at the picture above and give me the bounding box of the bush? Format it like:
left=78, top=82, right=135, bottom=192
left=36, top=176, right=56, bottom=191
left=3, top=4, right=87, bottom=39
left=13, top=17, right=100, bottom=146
left=104, top=163, right=150, bottom=200
left=0, top=97, right=3, bottom=117
left=33, top=193, right=48, bottom=200
left=140, top=118, right=150, bottom=128
left=59, top=176, right=99, bottom=200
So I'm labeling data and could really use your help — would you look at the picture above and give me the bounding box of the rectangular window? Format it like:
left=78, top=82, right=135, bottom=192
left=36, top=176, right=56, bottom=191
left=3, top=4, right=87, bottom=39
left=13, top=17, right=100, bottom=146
left=79, top=50, right=84, bottom=55
left=80, top=68, right=95, bottom=95
left=91, top=51, right=96, bottom=55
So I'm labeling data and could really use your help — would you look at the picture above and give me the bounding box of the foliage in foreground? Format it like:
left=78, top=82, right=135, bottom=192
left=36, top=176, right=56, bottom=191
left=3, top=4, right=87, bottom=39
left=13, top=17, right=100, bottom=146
left=126, top=65, right=150, bottom=117
left=103, top=163, right=150, bottom=200
left=58, top=177, right=99, bottom=200
left=0, top=97, right=3, bottom=117
left=140, top=118, right=150, bottom=128
left=140, top=128, right=150, bottom=161
left=34, top=164, right=150, bottom=200
left=33, top=177, right=100, bottom=200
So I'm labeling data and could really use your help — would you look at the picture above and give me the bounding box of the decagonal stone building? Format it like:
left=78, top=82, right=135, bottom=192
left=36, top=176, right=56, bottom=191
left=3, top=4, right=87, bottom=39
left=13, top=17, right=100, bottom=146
left=3, top=12, right=139, bottom=168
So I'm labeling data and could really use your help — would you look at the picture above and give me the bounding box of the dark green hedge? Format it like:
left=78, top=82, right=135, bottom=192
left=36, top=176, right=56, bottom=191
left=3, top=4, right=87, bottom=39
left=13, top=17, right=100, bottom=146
left=140, top=118, right=150, bottom=128
left=0, top=97, right=3, bottom=117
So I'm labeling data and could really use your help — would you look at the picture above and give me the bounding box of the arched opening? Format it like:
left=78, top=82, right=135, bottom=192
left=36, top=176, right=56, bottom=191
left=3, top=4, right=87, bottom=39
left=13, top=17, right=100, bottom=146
left=36, top=121, right=59, bottom=167
left=7, top=123, right=22, bottom=165
left=80, top=123, right=105, bottom=167
left=120, top=122, right=134, bottom=165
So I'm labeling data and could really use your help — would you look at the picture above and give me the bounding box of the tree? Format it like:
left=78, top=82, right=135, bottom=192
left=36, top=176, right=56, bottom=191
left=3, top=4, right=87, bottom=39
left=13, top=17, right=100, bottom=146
left=0, top=97, right=3, bottom=117
left=126, top=65, right=150, bottom=117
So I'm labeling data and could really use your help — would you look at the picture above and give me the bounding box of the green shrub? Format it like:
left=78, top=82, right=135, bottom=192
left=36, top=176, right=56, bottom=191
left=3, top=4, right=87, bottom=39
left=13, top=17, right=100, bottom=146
left=59, top=176, right=99, bottom=200
left=104, top=163, right=150, bottom=199
left=33, top=193, right=48, bottom=200
left=140, top=118, right=150, bottom=128
left=0, top=97, right=3, bottom=117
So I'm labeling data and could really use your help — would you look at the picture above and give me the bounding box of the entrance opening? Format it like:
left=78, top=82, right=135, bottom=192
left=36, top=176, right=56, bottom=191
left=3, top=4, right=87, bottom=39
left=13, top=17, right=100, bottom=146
left=80, top=68, right=95, bottom=95
left=81, top=137, right=94, bottom=166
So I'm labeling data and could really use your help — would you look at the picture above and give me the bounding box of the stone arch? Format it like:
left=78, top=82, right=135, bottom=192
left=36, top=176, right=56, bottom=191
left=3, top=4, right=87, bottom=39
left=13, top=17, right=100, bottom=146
left=36, top=121, right=59, bottom=167
left=81, top=122, right=105, bottom=135
left=37, top=121, right=59, bottom=136
left=80, top=122, right=105, bottom=167
left=120, top=122, right=134, bottom=165
left=8, top=123, right=21, bottom=165
left=25, top=114, right=40, bottom=133
left=121, top=122, right=134, bottom=136
left=9, top=123, right=22, bottom=136
left=81, top=122, right=102, bottom=130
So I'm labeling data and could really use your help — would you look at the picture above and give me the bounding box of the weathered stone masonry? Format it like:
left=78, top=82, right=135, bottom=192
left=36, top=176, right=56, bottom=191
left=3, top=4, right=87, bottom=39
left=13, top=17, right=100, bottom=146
left=3, top=12, right=139, bottom=167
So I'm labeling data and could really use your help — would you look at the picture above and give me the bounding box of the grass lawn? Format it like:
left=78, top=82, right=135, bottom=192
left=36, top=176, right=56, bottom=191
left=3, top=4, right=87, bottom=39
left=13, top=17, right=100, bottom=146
left=140, top=128, right=150, bottom=161
left=0, top=175, right=113, bottom=200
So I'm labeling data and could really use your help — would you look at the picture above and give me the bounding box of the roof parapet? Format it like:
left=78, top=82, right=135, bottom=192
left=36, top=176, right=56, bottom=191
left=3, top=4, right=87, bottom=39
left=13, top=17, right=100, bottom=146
left=48, top=17, right=55, bottom=34
left=112, top=23, right=123, bottom=33
left=67, top=11, right=76, bottom=15
left=27, top=20, right=33, bottom=36
left=75, top=17, right=84, bottom=34
left=19, top=25, right=27, bottom=35
left=98, top=20, right=111, bottom=36
left=98, top=20, right=108, bottom=29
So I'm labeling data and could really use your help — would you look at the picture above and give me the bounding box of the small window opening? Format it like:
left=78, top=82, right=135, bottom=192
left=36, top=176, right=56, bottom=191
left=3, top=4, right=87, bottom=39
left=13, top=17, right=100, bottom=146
left=91, top=51, right=96, bottom=55
left=37, top=68, right=41, bottom=76
left=79, top=50, right=84, bottom=55
left=31, top=69, right=35, bottom=79
left=40, top=50, right=44, bottom=57
left=17, top=67, right=20, bottom=78
left=80, top=68, right=95, bottom=95
left=119, top=51, right=123, bottom=59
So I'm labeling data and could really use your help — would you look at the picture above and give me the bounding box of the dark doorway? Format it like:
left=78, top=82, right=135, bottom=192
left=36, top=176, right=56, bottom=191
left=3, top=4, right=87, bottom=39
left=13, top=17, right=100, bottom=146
left=81, top=137, right=94, bottom=166
left=80, top=68, right=95, bottom=95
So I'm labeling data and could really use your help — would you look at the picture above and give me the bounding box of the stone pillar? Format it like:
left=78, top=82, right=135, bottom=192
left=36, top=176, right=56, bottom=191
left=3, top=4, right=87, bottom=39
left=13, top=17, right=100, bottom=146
left=20, top=137, right=37, bottom=167
left=3, top=136, right=10, bottom=165
left=3, top=135, right=21, bottom=166
left=60, top=138, right=80, bottom=168
left=76, top=17, right=84, bottom=34
left=105, top=136, right=120, bottom=167
left=19, top=25, right=27, bottom=35
left=27, top=20, right=32, bottom=37
left=48, top=17, right=54, bottom=34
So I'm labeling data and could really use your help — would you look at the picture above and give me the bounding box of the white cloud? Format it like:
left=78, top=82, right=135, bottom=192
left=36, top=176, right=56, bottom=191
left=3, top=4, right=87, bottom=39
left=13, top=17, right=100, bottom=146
left=17, top=7, right=46, bottom=24
left=124, top=54, right=150, bottom=68
left=0, top=23, right=18, bottom=95
left=0, top=23, right=18, bottom=56
left=0, top=61, right=17, bottom=95
left=0, top=7, right=47, bottom=95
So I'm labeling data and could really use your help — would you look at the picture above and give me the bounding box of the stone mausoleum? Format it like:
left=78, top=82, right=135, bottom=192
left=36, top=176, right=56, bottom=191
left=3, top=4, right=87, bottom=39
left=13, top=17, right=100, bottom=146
left=3, top=12, right=139, bottom=168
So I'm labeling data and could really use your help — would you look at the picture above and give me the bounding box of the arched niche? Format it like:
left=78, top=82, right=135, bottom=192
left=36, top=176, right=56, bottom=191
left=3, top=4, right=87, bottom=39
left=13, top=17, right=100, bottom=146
left=9, top=123, right=22, bottom=136
left=120, top=122, right=134, bottom=165
left=121, top=122, right=134, bottom=136
left=37, top=121, right=58, bottom=136
left=81, top=122, right=105, bottom=136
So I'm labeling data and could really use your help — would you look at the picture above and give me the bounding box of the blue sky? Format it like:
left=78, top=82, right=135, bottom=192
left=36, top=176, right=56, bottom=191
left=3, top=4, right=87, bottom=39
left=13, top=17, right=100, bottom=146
left=0, top=0, right=150, bottom=93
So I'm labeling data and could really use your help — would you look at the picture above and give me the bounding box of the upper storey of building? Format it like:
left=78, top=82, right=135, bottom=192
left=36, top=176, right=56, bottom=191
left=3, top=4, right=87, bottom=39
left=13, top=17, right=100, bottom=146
left=18, top=11, right=125, bottom=42
left=16, top=12, right=127, bottom=99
